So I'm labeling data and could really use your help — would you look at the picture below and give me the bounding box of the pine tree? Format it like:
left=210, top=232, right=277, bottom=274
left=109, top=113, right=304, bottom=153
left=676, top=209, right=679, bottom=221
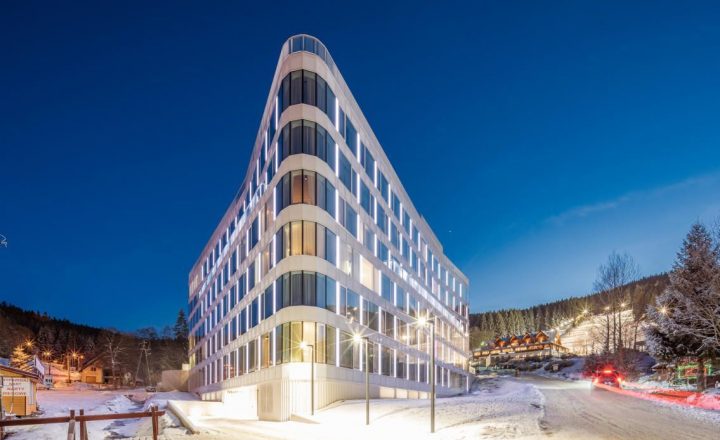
left=10, top=344, right=32, bottom=371
left=173, top=309, right=189, bottom=341
left=650, top=223, right=720, bottom=391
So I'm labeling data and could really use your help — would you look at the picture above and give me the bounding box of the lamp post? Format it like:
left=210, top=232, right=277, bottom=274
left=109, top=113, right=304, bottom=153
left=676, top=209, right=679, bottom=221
left=417, top=315, right=436, bottom=433
left=353, top=334, right=370, bottom=425
left=300, top=342, right=315, bottom=416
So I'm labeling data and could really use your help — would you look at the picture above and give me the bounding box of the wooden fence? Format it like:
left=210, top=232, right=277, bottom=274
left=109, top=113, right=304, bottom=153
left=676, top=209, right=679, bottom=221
left=0, top=405, right=164, bottom=440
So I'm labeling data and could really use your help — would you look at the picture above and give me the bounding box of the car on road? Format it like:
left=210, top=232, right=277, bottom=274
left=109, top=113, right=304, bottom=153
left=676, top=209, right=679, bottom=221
left=592, top=368, right=624, bottom=389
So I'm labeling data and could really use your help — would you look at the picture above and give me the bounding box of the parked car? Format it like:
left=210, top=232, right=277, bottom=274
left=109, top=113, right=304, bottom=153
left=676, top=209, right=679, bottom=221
left=592, top=368, right=624, bottom=389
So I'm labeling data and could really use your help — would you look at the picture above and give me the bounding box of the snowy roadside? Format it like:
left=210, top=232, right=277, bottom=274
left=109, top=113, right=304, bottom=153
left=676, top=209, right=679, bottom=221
left=2, top=386, right=196, bottom=439
left=188, top=377, right=545, bottom=440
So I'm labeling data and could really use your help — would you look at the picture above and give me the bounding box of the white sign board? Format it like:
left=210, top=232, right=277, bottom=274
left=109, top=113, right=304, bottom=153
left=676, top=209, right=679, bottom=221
left=1, top=378, right=31, bottom=396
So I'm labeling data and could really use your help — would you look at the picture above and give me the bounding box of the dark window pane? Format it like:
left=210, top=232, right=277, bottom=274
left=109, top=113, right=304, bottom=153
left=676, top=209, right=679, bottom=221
left=303, top=121, right=316, bottom=155
left=317, top=125, right=327, bottom=161
left=303, top=271, right=316, bottom=306
left=317, top=76, right=327, bottom=113
left=290, top=71, right=302, bottom=105
left=290, top=121, right=302, bottom=155
left=281, top=75, right=290, bottom=111
left=303, top=71, right=316, bottom=106
left=326, top=88, right=336, bottom=121
left=291, top=271, right=302, bottom=305
left=316, top=273, right=327, bottom=309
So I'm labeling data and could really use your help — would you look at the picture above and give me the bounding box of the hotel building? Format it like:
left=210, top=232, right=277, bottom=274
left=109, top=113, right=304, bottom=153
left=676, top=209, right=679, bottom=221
left=187, top=35, right=470, bottom=421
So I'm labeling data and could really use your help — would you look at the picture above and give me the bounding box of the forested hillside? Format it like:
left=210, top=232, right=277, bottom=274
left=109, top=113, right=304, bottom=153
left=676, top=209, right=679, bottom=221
left=469, top=274, right=669, bottom=348
left=0, top=301, right=188, bottom=385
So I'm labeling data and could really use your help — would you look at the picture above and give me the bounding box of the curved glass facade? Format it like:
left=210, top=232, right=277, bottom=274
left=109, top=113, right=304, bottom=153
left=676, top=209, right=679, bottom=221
left=187, top=35, right=470, bottom=416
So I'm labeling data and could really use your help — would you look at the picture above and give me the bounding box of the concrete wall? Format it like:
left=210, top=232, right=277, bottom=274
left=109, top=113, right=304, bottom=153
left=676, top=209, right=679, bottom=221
left=199, top=363, right=463, bottom=421
left=159, top=369, right=190, bottom=392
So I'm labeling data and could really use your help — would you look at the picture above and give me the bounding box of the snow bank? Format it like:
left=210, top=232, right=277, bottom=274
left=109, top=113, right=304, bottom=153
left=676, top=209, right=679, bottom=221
left=188, top=378, right=545, bottom=440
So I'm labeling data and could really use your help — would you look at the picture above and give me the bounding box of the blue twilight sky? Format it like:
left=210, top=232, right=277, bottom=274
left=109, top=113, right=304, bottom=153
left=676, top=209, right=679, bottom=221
left=2, top=1, right=720, bottom=331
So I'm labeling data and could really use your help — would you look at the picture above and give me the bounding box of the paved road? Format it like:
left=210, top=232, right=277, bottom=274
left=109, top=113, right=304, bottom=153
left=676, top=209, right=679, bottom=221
left=520, top=375, right=720, bottom=440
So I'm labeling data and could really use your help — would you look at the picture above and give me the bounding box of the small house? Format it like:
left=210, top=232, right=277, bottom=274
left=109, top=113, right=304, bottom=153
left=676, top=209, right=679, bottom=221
left=79, top=355, right=106, bottom=384
left=0, top=364, right=39, bottom=416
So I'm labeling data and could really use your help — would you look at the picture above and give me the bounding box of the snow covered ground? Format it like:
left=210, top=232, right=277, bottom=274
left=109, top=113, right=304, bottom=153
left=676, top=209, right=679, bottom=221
left=1, top=384, right=195, bottom=439
left=187, top=378, right=545, bottom=440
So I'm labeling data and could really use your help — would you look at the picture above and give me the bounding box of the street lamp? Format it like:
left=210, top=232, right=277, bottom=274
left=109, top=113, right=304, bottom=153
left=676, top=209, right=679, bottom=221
left=417, top=315, right=436, bottom=434
left=353, top=333, right=370, bottom=425
left=299, top=341, right=315, bottom=416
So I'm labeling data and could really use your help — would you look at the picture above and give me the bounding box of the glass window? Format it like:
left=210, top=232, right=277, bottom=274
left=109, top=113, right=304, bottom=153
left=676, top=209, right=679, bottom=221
left=360, top=182, right=373, bottom=216
left=303, top=171, right=316, bottom=205
left=326, top=87, right=336, bottom=122
left=316, top=273, right=327, bottom=309
left=326, top=325, right=336, bottom=365
left=361, top=145, right=374, bottom=178
left=391, top=192, right=400, bottom=219
left=248, top=261, right=256, bottom=291
left=290, top=71, right=302, bottom=105
left=376, top=209, right=387, bottom=234
left=281, top=75, right=290, bottom=112
left=345, top=288, right=360, bottom=323
left=326, top=277, right=337, bottom=313
left=339, top=330, right=353, bottom=369
left=290, top=120, right=303, bottom=155
left=262, top=332, right=271, bottom=368
left=325, top=228, right=337, bottom=265
left=303, top=120, right=316, bottom=155
left=302, top=71, right=316, bottom=106
left=365, top=300, right=378, bottom=331
left=316, top=174, right=327, bottom=211
left=290, top=221, right=302, bottom=256
left=338, top=153, right=352, bottom=191
left=263, top=285, right=273, bottom=319
left=346, top=119, right=357, bottom=154
left=382, top=310, right=394, bottom=337
left=325, top=181, right=336, bottom=217
left=363, top=226, right=374, bottom=253
left=281, top=173, right=290, bottom=210
left=282, top=273, right=290, bottom=308
left=325, top=134, right=335, bottom=170
left=396, top=286, right=406, bottom=310
left=315, top=323, right=326, bottom=363
left=282, top=224, right=290, bottom=258
left=303, top=271, right=316, bottom=306
left=291, top=271, right=302, bottom=306
left=287, top=322, right=301, bottom=362
left=381, top=273, right=393, bottom=303
left=316, top=223, right=326, bottom=260
left=360, top=256, right=374, bottom=291
left=317, top=76, right=327, bottom=113
left=303, top=221, right=316, bottom=256
left=344, top=203, right=357, bottom=237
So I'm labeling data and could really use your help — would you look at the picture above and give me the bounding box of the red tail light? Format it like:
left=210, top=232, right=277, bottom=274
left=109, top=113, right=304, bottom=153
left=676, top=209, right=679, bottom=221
left=603, top=369, right=613, bottom=374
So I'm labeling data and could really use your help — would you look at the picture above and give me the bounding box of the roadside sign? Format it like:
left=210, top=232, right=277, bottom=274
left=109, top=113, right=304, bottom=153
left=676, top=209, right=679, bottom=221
left=1, top=378, right=31, bottom=397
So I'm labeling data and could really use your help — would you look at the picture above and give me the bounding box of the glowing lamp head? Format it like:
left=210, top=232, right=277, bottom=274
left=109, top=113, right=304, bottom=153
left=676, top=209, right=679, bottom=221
left=583, top=309, right=588, bottom=314
left=660, top=306, right=668, bottom=315
left=352, top=334, right=362, bottom=344
left=417, top=316, right=428, bottom=328
left=299, top=341, right=308, bottom=350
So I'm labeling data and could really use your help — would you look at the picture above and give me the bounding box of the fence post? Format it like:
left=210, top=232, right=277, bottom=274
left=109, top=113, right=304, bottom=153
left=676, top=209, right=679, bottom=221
left=151, top=404, right=159, bottom=440
left=79, top=409, right=87, bottom=440
left=67, top=409, right=75, bottom=440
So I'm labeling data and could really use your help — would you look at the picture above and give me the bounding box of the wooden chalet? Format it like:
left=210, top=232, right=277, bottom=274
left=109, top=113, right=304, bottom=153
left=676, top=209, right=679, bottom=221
left=473, top=330, right=569, bottom=366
